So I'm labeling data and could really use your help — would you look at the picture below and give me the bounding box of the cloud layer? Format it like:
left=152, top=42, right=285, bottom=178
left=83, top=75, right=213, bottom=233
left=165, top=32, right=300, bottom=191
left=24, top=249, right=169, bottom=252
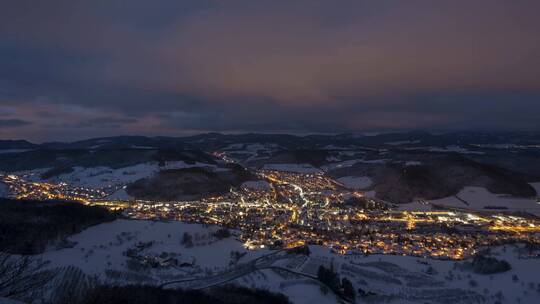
left=1, top=0, right=540, bottom=141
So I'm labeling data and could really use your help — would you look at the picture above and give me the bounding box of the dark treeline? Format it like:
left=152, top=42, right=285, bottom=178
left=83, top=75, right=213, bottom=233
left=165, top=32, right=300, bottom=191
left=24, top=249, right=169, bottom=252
left=0, top=198, right=117, bottom=254
left=76, top=284, right=291, bottom=304
left=317, top=265, right=355, bottom=301
left=466, top=255, right=512, bottom=275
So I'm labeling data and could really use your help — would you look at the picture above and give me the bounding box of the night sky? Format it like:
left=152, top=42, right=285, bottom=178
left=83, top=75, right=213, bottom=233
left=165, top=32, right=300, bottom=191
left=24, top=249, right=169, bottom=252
left=1, top=0, right=540, bottom=141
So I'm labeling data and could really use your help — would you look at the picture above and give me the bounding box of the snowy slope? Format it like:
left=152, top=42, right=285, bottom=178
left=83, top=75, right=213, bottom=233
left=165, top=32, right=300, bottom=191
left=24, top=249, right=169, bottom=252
left=38, top=219, right=540, bottom=304
left=262, top=163, right=322, bottom=174
left=430, top=187, right=540, bottom=216
left=29, top=161, right=216, bottom=189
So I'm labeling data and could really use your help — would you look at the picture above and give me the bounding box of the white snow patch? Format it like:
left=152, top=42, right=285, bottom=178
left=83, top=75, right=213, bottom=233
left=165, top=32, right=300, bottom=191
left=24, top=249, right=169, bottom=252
left=43, top=161, right=215, bottom=188
left=431, top=186, right=540, bottom=215
left=530, top=182, right=540, bottom=196
left=325, top=156, right=340, bottom=162
left=224, top=143, right=280, bottom=152
left=106, top=188, right=132, bottom=200
left=322, top=158, right=389, bottom=171
left=42, top=219, right=268, bottom=277
left=36, top=217, right=540, bottom=304
left=262, top=163, right=322, bottom=174
left=321, top=159, right=363, bottom=171
left=407, top=145, right=484, bottom=154
left=321, top=144, right=352, bottom=150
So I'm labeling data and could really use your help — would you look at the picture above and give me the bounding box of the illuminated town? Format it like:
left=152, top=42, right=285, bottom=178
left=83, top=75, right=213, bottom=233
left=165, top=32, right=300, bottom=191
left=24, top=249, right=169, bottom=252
left=2, top=170, right=540, bottom=261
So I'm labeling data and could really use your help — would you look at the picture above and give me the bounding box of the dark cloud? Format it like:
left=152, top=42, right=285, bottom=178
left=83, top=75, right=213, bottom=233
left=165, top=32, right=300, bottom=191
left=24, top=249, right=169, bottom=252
left=0, top=0, right=539, bottom=141
left=55, top=117, right=139, bottom=129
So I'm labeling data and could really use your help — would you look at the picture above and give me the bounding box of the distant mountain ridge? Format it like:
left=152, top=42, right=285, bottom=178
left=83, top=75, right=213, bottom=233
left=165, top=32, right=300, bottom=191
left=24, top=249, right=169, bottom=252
left=0, top=139, right=37, bottom=150
left=3, top=131, right=540, bottom=151
left=1, top=131, right=538, bottom=203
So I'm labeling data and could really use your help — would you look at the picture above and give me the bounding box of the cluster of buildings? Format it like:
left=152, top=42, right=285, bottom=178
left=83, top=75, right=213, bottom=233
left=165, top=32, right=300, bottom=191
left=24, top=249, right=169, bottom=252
left=1, top=174, right=108, bottom=202
left=3, top=170, right=540, bottom=260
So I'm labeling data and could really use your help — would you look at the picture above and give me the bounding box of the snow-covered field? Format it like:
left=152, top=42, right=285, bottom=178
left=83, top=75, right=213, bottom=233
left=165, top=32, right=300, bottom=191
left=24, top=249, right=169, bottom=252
left=43, top=220, right=263, bottom=276
left=405, top=145, right=485, bottom=154
left=17, top=161, right=216, bottom=189
left=35, top=219, right=540, bottom=304
left=397, top=185, right=540, bottom=215
left=531, top=182, right=540, bottom=196
left=321, top=159, right=363, bottom=171
left=429, top=186, right=540, bottom=216
left=321, top=158, right=389, bottom=171
left=262, top=163, right=322, bottom=174
left=220, top=143, right=282, bottom=164
left=311, top=245, right=540, bottom=304
left=224, top=143, right=281, bottom=152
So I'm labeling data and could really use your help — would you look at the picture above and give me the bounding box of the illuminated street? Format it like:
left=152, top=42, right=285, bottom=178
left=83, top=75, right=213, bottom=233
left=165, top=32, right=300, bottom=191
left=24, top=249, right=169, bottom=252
left=3, top=170, right=540, bottom=261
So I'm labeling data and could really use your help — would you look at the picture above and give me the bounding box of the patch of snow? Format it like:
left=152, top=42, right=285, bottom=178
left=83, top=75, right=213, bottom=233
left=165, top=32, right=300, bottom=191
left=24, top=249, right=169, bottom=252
left=474, top=143, right=540, bottom=150
left=309, top=244, right=540, bottom=304
left=406, top=145, right=484, bottom=155
left=262, top=163, right=322, bottom=174
left=321, top=145, right=352, bottom=150
left=224, top=143, right=280, bottom=152
left=230, top=267, right=339, bottom=304
left=325, top=156, right=340, bottom=162
left=11, top=168, right=51, bottom=182
left=360, top=159, right=390, bottom=164
left=430, top=186, right=540, bottom=216
left=45, top=164, right=157, bottom=188
left=474, top=143, right=516, bottom=149
left=530, top=182, right=540, bottom=196
left=39, top=161, right=215, bottom=188
left=37, top=217, right=540, bottom=304
left=321, top=159, right=362, bottom=171
left=42, top=219, right=268, bottom=277
left=323, top=158, right=389, bottom=171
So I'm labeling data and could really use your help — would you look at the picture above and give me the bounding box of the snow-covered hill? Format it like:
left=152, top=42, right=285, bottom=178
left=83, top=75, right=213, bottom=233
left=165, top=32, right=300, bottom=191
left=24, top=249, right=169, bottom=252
left=37, top=219, right=540, bottom=304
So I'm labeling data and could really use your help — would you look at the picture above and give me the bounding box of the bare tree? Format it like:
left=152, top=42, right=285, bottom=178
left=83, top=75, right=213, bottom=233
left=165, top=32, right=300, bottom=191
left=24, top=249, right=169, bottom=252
left=0, top=252, right=56, bottom=299
left=50, top=266, right=98, bottom=304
